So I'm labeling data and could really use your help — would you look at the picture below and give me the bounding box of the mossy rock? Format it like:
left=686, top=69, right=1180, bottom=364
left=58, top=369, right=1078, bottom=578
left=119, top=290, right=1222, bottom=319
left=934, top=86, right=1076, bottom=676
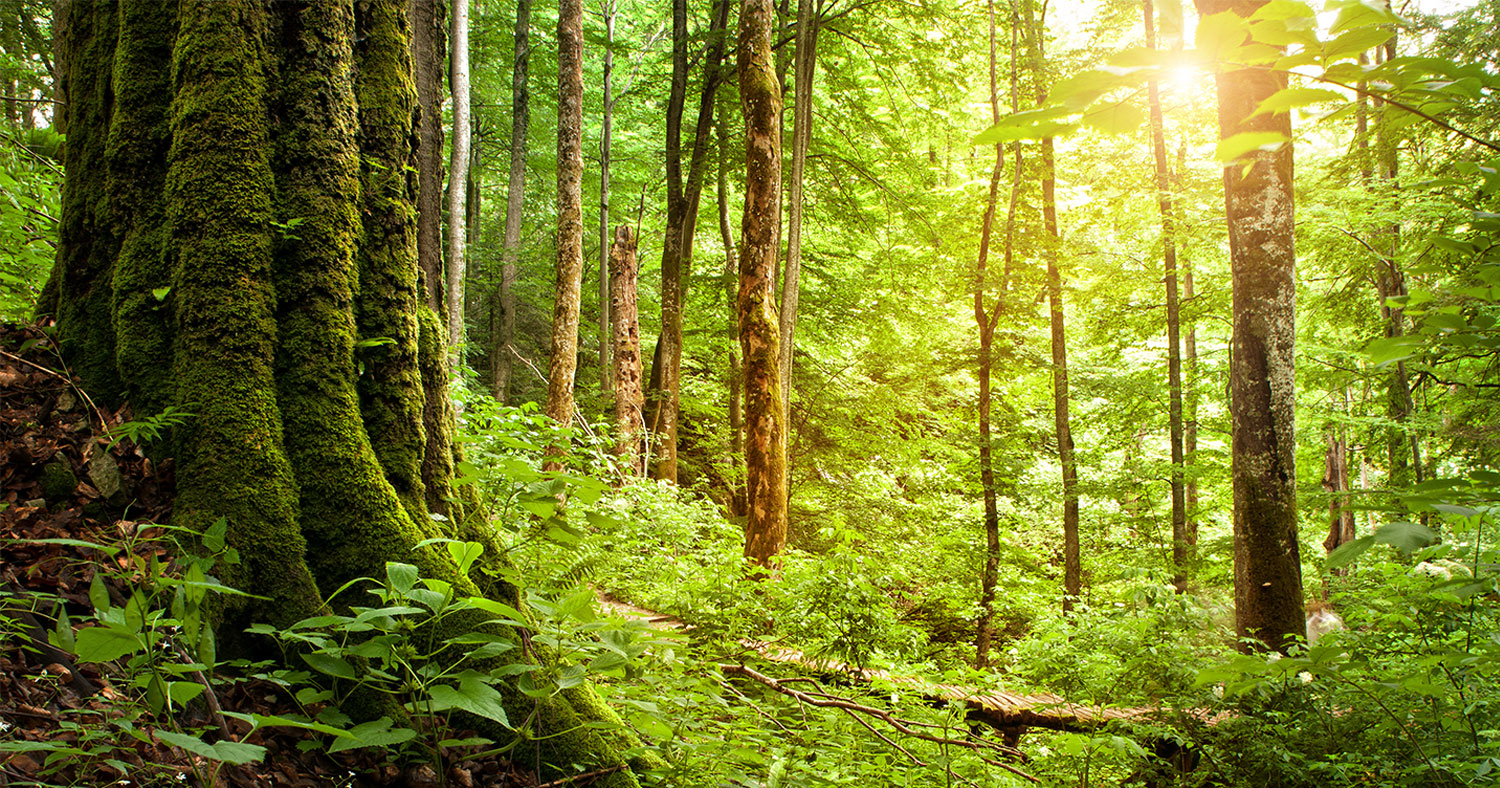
left=39, top=460, right=79, bottom=502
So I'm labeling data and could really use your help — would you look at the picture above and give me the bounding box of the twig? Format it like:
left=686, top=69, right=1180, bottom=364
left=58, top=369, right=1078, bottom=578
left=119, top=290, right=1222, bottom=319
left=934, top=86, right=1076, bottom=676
left=0, top=346, right=109, bottom=436
left=721, top=663, right=1040, bottom=783
left=533, top=764, right=628, bottom=788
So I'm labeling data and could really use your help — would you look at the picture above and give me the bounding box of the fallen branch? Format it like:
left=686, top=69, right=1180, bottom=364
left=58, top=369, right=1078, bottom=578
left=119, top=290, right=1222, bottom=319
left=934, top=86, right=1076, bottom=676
left=721, top=663, right=1040, bottom=784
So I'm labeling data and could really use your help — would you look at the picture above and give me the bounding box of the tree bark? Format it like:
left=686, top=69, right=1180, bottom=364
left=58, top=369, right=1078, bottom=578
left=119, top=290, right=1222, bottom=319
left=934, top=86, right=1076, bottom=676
left=609, top=225, right=645, bottom=475
left=546, top=0, right=585, bottom=446
left=1180, top=141, right=1199, bottom=560
left=445, top=0, right=470, bottom=357
left=410, top=0, right=446, bottom=314
left=973, top=0, right=1016, bottom=669
left=738, top=0, right=788, bottom=569
left=1145, top=0, right=1188, bottom=593
left=649, top=0, right=733, bottom=482
left=494, top=0, right=530, bottom=402
left=45, top=3, right=648, bottom=780
left=1023, top=0, right=1078, bottom=613
left=1196, top=0, right=1305, bottom=653
left=719, top=99, right=746, bottom=517
left=598, top=0, right=616, bottom=396
left=779, top=0, right=819, bottom=427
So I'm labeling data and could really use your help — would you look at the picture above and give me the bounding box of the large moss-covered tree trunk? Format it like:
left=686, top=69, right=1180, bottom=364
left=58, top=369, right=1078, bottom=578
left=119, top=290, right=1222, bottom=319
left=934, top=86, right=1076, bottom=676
left=42, top=2, right=647, bottom=783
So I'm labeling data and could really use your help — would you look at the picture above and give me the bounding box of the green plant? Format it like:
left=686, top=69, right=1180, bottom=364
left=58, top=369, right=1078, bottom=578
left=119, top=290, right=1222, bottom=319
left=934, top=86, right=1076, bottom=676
left=101, top=406, right=194, bottom=451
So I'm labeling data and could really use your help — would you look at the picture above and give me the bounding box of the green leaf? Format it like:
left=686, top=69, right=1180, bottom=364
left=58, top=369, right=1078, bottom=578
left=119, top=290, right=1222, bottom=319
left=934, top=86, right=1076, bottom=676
left=1250, top=0, right=1316, bottom=21
left=326, top=718, right=417, bottom=753
left=301, top=652, right=357, bottom=680
left=1250, top=87, right=1347, bottom=117
left=204, top=517, right=228, bottom=552
left=1214, top=131, right=1290, bottom=162
left=1365, top=335, right=1423, bottom=367
left=1082, top=101, right=1146, bottom=134
left=426, top=671, right=512, bottom=728
left=386, top=562, right=419, bottom=595
left=447, top=540, right=484, bottom=575
left=88, top=572, right=111, bottom=613
left=168, top=680, right=207, bottom=708
left=1323, top=26, right=1396, bottom=62
left=151, top=286, right=171, bottom=301
left=154, top=730, right=267, bottom=764
left=1328, top=0, right=1400, bottom=34
left=1372, top=521, right=1439, bottom=553
left=1327, top=535, right=1375, bottom=569
left=1196, top=11, right=1249, bottom=59
left=973, top=107, right=1076, bottom=145
left=74, top=626, right=143, bottom=663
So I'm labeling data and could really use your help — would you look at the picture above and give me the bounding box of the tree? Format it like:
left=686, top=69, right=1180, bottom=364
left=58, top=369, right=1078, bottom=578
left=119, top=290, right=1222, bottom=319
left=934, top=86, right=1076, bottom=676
left=648, top=0, right=732, bottom=482
left=972, top=0, right=1017, bottom=668
left=779, top=0, right=820, bottom=426
left=1023, top=0, right=1079, bottom=613
left=40, top=2, right=646, bottom=781
left=597, top=0, right=616, bottom=396
left=1145, top=0, right=1189, bottom=592
left=738, top=0, right=789, bottom=568
left=410, top=0, right=446, bottom=314
left=1196, top=0, right=1305, bottom=652
left=493, top=0, right=530, bottom=402
left=547, top=0, right=586, bottom=441
left=446, top=0, right=472, bottom=355
left=609, top=224, right=646, bottom=474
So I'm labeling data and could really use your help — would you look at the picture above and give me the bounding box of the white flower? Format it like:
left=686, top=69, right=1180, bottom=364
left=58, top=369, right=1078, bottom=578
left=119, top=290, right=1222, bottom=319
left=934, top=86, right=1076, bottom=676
left=1298, top=672, right=1313, bottom=685
left=1267, top=652, right=1282, bottom=663
left=1211, top=684, right=1224, bottom=699
left=0, top=719, right=12, bottom=732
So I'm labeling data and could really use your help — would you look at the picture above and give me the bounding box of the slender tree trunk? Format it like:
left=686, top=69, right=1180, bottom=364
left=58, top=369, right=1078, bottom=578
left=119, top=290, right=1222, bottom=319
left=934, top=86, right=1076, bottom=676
left=1180, top=141, right=1199, bottom=556
left=410, top=0, right=446, bottom=314
left=494, top=0, right=530, bottom=402
left=1023, top=0, right=1078, bottom=613
left=1196, top=0, right=1305, bottom=653
left=445, top=0, right=470, bottom=357
left=973, top=0, right=1015, bottom=669
left=650, top=0, right=733, bottom=482
left=546, top=0, right=585, bottom=444
left=719, top=102, right=746, bottom=517
left=1146, top=0, right=1188, bottom=593
left=598, top=0, right=615, bottom=396
left=609, top=225, right=645, bottom=475
left=779, top=0, right=819, bottom=427
left=738, top=0, right=788, bottom=569
left=651, top=0, right=690, bottom=481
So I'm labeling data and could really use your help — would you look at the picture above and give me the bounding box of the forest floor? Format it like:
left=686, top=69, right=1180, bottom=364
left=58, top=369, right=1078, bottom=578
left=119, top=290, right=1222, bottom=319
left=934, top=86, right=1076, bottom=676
left=0, top=324, right=538, bottom=788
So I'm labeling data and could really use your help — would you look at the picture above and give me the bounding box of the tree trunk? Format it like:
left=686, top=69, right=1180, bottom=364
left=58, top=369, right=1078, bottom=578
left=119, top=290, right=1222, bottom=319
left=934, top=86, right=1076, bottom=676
left=1322, top=427, right=1356, bottom=571
left=609, top=225, right=645, bottom=475
left=494, top=0, right=530, bottom=402
left=546, top=0, right=585, bottom=444
left=45, top=3, right=647, bottom=781
left=1180, top=141, right=1199, bottom=561
left=1196, top=0, right=1305, bottom=653
left=1146, top=0, right=1188, bottom=593
left=973, top=0, right=1015, bottom=669
left=598, top=0, right=615, bottom=396
left=779, top=0, right=819, bottom=427
left=738, top=0, right=788, bottom=569
left=410, top=0, right=446, bottom=314
left=445, top=0, right=470, bottom=357
left=649, top=0, right=733, bottom=482
left=719, top=100, right=746, bottom=517
left=1024, top=0, right=1078, bottom=613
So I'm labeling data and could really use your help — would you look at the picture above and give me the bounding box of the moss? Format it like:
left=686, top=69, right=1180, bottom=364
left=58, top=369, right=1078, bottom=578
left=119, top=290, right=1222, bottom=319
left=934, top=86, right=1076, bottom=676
left=107, top=0, right=177, bottom=417
left=53, top=1, right=123, bottom=402
left=167, top=0, right=322, bottom=641
left=352, top=0, right=428, bottom=525
left=39, top=461, right=78, bottom=502
left=417, top=306, right=459, bottom=516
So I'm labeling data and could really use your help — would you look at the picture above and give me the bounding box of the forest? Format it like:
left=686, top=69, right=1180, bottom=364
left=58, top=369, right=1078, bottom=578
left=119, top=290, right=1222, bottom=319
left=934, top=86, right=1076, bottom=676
left=0, top=0, right=1497, bottom=785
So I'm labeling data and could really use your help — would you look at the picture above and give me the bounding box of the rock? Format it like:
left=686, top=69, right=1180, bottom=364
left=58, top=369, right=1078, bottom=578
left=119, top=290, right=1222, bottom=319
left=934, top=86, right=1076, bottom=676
left=55, top=389, right=76, bottom=411
left=38, top=460, right=78, bottom=502
left=87, top=450, right=124, bottom=502
left=404, top=764, right=440, bottom=788
left=24, top=498, right=46, bottom=509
